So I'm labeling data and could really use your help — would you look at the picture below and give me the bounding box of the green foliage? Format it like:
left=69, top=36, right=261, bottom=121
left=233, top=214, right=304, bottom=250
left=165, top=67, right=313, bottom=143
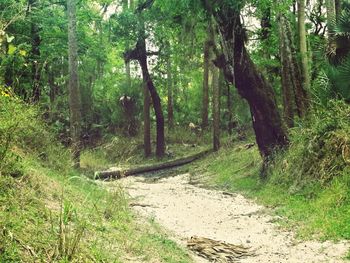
left=268, top=100, right=350, bottom=186
left=196, top=101, right=350, bottom=240
left=0, top=95, right=71, bottom=177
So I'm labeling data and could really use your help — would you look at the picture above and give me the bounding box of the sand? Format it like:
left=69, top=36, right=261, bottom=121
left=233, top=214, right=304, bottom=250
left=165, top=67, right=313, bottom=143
left=107, top=172, right=349, bottom=262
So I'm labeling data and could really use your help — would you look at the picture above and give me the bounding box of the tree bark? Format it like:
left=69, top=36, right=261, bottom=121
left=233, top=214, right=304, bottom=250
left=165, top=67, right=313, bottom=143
left=143, top=81, right=151, bottom=157
left=201, top=23, right=211, bottom=129
left=205, top=2, right=288, bottom=162
left=125, top=1, right=164, bottom=157
left=212, top=66, right=220, bottom=151
left=125, top=38, right=165, bottom=157
left=278, top=14, right=295, bottom=127
left=335, top=0, right=341, bottom=20
left=226, top=81, right=233, bottom=135
left=326, top=0, right=336, bottom=33
left=298, top=0, right=311, bottom=94
left=167, top=52, right=174, bottom=129
left=29, top=0, right=41, bottom=103
left=95, top=149, right=212, bottom=179
left=67, top=0, right=82, bottom=168
left=123, top=0, right=132, bottom=89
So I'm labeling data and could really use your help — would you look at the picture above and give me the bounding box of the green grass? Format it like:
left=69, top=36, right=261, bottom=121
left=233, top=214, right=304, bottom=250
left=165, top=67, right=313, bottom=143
left=0, top=156, right=193, bottom=262
left=194, top=142, right=350, bottom=241
left=0, top=97, right=192, bottom=262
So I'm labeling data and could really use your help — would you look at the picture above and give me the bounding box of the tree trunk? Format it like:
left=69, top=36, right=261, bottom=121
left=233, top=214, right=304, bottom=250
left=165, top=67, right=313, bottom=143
left=201, top=24, right=211, bottom=129
left=124, top=2, right=165, bottom=157
left=143, top=82, right=151, bottom=156
left=326, top=0, right=336, bottom=33
left=206, top=3, right=288, bottom=162
left=139, top=49, right=165, bottom=157
left=212, top=66, right=220, bottom=151
left=29, top=0, right=41, bottom=103
left=95, top=149, right=212, bottom=180
left=278, top=14, right=295, bottom=127
left=284, top=15, right=309, bottom=117
left=335, top=0, right=341, bottom=20
left=126, top=38, right=165, bottom=157
left=226, top=81, right=233, bottom=135
left=123, top=0, right=132, bottom=89
left=298, top=0, right=311, bottom=93
left=67, top=0, right=82, bottom=168
left=167, top=52, right=174, bottom=129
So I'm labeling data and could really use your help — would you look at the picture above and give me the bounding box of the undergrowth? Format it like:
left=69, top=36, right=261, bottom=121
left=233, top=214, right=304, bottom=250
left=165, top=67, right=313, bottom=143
left=0, top=96, right=192, bottom=262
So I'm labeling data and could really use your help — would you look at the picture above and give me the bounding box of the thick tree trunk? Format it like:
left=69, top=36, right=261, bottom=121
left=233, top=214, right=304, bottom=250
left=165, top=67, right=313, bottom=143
left=298, top=0, right=311, bottom=93
left=201, top=24, right=211, bottom=129
left=167, top=53, right=174, bottom=129
left=67, top=0, right=82, bottom=168
left=143, top=82, right=151, bottom=156
left=212, top=66, right=220, bottom=151
left=207, top=4, right=288, bottom=161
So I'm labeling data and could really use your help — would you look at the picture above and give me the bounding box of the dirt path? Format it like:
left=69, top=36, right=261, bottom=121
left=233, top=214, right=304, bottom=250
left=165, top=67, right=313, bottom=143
left=107, top=172, right=349, bottom=262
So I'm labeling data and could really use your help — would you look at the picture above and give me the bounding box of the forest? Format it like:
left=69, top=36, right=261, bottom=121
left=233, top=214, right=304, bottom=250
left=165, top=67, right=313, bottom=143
left=1, top=0, right=350, bottom=262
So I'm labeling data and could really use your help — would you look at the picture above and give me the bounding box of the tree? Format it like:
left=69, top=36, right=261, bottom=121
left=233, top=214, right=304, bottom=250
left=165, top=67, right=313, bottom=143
left=278, top=12, right=309, bottom=125
left=124, top=1, right=165, bottom=157
left=201, top=22, right=212, bottom=129
left=212, top=66, right=220, bottom=151
left=143, top=82, right=151, bottom=156
left=28, top=0, right=41, bottom=103
left=203, top=1, right=288, bottom=165
left=67, top=0, right=82, bottom=167
left=298, top=0, right=311, bottom=94
left=166, top=46, right=174, bottom=129
left=278, top=14, right=295, bottom=127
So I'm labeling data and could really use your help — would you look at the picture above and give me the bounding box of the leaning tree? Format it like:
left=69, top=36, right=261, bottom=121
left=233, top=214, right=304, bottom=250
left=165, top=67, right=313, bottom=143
left=202, top=0, right=289, bottom=171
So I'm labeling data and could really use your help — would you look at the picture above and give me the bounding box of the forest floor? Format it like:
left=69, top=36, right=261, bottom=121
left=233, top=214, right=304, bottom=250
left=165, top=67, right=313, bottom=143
left=103, top=171, right=349, bottom=263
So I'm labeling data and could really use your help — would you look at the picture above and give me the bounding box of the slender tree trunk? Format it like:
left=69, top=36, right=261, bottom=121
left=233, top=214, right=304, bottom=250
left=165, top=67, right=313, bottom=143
left=326, top=0, right=339, bottom=64
left=46, top=64, right=56, bottom=121
left=335, top=0, right=341, bottom=20
left=298, top=0, right=311, bottom=93
left=167, top=53, right=174, bottom=129
left=278, top=14, right=295, bottom=127
left=124, top=2, right=165, bottom=157
left=201, top=24, right=211, bottom=129
left=123, top=0, right=132, bottom=89
left=29, top=0, right=41, bottom=103
left=284, top=15, right=309, bottom=117
left=125, top=38, right=165, bottom=157
left=212, top=66, right=220, bottom=151
left=326, top=0, right=336, bottom=33
left=206, top=4, right=288, bottom=163
left=67, top=0, right=82, bottom=168
left=143, top=82, right=151, bottom=156
left=226, top=81, right=233, bottom=135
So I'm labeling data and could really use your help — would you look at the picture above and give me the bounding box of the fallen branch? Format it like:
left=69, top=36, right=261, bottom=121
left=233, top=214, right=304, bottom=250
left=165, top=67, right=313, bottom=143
left=187, top=236, right=255, bottom=262
left=94, top=149, right=212, bottom=180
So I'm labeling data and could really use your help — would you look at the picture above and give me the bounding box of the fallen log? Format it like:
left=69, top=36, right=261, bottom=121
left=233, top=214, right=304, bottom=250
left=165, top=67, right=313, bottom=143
left=94, top=148, right=212, bottom=180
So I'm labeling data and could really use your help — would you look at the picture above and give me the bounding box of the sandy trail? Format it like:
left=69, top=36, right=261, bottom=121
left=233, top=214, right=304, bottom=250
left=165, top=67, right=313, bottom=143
left=107, top=172, right=349, bottom=262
